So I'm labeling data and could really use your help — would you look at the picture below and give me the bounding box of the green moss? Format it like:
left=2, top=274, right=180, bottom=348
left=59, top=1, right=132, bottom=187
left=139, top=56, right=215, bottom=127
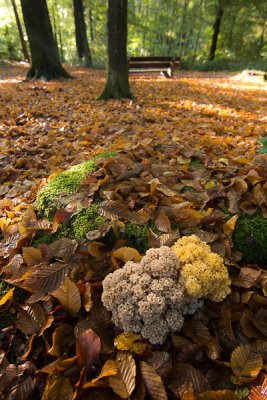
left=232, top=212, right=267, bottom=264
left=71, top=204, right=107, bottom=239
left=35, top=151, right=117, bottom=218
left=124, top=222, right=159, bottom=253
left=0, top=279, right=9, bottom=298
left=189, top=159, right=204, bottom=168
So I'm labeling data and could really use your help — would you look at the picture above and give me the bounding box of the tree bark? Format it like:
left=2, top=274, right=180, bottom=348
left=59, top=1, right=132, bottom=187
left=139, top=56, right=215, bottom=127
left=208, top=0, right=224, bottom=61
left=11, top=0, right=29, bottom=61
left=20, top=0, right=70, bottom=80
left=73, top=0, right=92, bottom=66
left=99, top=0, right=132, bottom=100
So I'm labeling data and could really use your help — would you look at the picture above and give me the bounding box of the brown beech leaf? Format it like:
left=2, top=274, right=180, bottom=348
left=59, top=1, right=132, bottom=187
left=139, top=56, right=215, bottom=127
left=51, top=277, right=81, bottom=315
left=49, top=238, right=78, bottom=261
left=155, top=209, right=172, bottom=232
left=49, top=324, right=74, bottom=358
left=1, top=253, right=24, bottom=276
left=168, top=362, right=207, bottom=395
left=252, top=341, right=267, bottom=361
left=197, top=390, right=239, bottom=400
left=230, top=344, right=263, bottom=383
left=149, top=351, right=172, bottom=378
left=248, top=375, right=267, bottom=400
left=23, top=262, right=72, bottom=302
left=76, top=328, right=101, bottom=368
left=17, top=304, right=46, bottom=335
left=108, top=351, right=136, bottom=399
left=41, top=375, right=73, bottom=400
left=11, top=376, right=35, bottom=400
left=53, top=208, right=72, bottom=223
left=233, top=267, right=262, bottom=288
left=180, top=381, right=197, bottom=400
left=22, top=246, right=42, bottom=267
left=139, top=360, right=167, bottom=400
left=99, top=200, right=130, bottom=220
left=240, top=308, right=263, bottom=339
left=83, top=360, right=118, bottom=389
left=114, top=332, right=148, bottom=355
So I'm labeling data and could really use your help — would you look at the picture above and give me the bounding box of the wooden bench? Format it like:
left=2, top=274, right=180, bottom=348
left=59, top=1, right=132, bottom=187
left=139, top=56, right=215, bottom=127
left=128, top=56, right=180, bottom=78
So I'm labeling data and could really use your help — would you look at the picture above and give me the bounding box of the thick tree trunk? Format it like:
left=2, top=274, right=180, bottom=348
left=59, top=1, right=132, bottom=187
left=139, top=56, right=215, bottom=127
left=73, top=0, right=92, bottom=66
left=11, top=0, right=29, bottom=61
left=99, top=0, right=132, bottom=100
left=20, top=0, right=70, bottom=81
left=208, top=1, right=224, bottom=61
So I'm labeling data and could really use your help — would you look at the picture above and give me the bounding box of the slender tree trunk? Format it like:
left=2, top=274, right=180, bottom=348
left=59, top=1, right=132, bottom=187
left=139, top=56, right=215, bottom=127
left=73, top=0, right=92, bottom=66
left=20, top=0, right=70, bottom=81
left=99, top=0, right=132, bottom=100
left=51, top=6, right=58, bottom=48
left=192, top=0, right=204, bottom=63
left=208, top=0, right=224, bottom=61
left=11, top=0, right=29, bottom=61
left=178, top=0, right=189, bottom=57
left=88, top=7, right=94, bottom=42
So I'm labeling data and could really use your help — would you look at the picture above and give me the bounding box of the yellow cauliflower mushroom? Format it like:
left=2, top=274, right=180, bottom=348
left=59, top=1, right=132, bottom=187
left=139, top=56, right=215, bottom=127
left=172, top=235, right=231, bottom=302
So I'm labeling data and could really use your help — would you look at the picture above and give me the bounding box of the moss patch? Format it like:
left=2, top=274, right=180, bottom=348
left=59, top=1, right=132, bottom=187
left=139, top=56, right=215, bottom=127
left=35, top=151, right=117, bottom=218
left=124, top=222, right=160, bottom=253
left=71, top=204, right=107, bottom=239
left=232, top=212, right=267, bottom=264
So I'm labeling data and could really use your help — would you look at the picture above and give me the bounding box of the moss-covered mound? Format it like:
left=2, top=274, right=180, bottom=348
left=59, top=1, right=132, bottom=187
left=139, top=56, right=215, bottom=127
left=233, top=212, right=267, bottom=264
left=34, top=152, right=160, bottom=252
left=35, top=151, right=117, bottom=218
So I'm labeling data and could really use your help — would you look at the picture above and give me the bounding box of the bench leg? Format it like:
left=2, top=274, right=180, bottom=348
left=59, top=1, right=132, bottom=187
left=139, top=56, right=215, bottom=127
left=161, top=68, right=173, bottom=78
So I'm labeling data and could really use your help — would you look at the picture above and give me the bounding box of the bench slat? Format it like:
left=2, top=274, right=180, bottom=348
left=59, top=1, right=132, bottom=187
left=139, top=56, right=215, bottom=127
left=129, top=56, right=180, bottom=62
left=129, top=61, right=178, bottom=69
left=128, top=56, right=180, bottom=78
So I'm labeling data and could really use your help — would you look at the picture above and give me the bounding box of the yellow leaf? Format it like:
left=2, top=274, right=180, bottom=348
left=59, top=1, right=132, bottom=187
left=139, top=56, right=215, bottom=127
left=82, top=282, right=92, bottom=312
left=41, top=375, right=73, bottom=400
left=0, top=287, right=15, bottom=308
left=205, top=180, right=216, bottom=190
left=83, top=360, right=118, bottom=388
left=223, top=214, right=239, bottom=237
left=51, top=277, right=81, bottom=315
left=112, top=247, right=141, bottom=263
left=114, top=332, right=148, bottom=355
left=230, top=344, right=263, bottom=383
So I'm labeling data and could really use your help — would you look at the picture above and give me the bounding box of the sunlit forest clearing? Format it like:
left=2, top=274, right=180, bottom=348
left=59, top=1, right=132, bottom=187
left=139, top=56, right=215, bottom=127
left=1, top=0, right=267, bottom=399
left=1, top=64, right=266, bottom=187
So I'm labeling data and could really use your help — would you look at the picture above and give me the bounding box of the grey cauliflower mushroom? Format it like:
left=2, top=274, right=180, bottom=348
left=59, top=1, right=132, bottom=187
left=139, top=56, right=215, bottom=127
left=101, top=246, right=202, bottom=344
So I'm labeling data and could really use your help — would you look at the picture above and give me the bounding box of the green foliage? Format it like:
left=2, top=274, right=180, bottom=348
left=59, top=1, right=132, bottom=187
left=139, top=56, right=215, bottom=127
left=71, top=204, right=106, bottom=239
left=124, top=222, right=159, bottom=253
left=232, top=212, right=267, bottom=264
left=258, top=138, right=267, bottom=154
left=0, top=278, right=9, bottom=298
left=35, top=151, right=116, bottom=218
left=1, top=0, right=267, bottom=68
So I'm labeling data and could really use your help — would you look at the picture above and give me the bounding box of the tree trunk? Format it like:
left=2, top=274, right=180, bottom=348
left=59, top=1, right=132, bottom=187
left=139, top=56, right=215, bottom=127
left=99, top=0, right=132, bottom=99
left=20, top=0, right=70, bottom=80
left=11, top=0, right=29, bottom=61
left=208, top=0, right=224, bottom=61
left=73, top=0, right=92, bottom=66
left=88, top=7, right=94, bottom=42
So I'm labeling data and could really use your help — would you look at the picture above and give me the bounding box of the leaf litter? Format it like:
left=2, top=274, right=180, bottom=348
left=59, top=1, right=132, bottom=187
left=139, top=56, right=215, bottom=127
left=0, top=65, right=267, bottom=399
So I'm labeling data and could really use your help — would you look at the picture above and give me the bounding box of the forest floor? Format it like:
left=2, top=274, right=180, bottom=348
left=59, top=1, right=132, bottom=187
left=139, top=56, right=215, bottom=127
left=0, top=64, right=267, bottom=400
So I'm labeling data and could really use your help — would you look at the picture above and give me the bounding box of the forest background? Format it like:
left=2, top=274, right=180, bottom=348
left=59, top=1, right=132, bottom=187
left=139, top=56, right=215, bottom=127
left=0, top=0, right=267, bottom=72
